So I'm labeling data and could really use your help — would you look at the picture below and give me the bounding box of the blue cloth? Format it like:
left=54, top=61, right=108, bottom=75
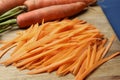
left=98, top=0, right=120, bottom=40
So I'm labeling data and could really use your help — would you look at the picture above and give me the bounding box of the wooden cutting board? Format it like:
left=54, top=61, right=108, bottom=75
left=0, top=5, right=120, bottom=80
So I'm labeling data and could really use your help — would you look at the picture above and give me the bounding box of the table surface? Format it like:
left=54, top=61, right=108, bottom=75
left=0, top=5, right=120, bottom=80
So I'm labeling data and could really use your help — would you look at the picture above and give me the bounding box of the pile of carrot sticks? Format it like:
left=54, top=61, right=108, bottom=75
left=0, top=19, right=120, bottom=80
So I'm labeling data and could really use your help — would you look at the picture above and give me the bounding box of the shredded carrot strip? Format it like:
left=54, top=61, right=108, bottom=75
left=75, top=52, right=120, bottom=80
left=0, top=19, right=119, bottom=80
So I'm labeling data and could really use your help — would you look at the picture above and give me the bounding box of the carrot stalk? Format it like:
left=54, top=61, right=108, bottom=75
left=0, top=6, right=26, bottom=22
left=0, top=25, right=12, bottom=33
left=0, top=19, right=17, bottom=26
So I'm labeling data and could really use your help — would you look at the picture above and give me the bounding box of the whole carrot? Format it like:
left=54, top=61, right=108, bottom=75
left=0, top=0, right=96, bottom=21
left=0, top=0, right=96, bottom=33
left=17, top=2, right=87, bottom=28
left=0, top=0, right=26, bottom=14
left=0, top=2, right=87, bottom=28
left=24, top=0, right=96, bottom=11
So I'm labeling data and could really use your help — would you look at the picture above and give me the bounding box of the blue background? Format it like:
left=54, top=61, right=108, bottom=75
left=98, top=0, right=120, bottom=40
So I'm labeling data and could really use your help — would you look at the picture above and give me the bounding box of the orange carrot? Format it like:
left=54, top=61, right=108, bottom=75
left=17, top=2, right=87, bottom=28
left=24, top=0, right=96, bottom=11
left=0, top=0, right=97, bottom=29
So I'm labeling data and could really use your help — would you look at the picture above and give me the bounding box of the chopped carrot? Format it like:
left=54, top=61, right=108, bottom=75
left=0, top=19, right=119, bottom=80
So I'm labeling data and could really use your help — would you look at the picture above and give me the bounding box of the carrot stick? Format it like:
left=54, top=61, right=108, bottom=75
left=0, top=36, right=20, bottom=50
left=50, top=47, right=76, bottom=63
left=101, top=35, right=115, bottom=58
left=15, top=44, right=69, bottom=67
left=1, top=33, right=99, bottom=66
left=3, top=26, right=42, bottom=65
left=29, top=55, right=53, bottom=70
left=19, top=61, right=33, bottom=71
left=42, top=47, right=74, bottom=66
left=28, top=55, right=75, bottom=74
left=72, top=50, right=87, bottom=75
left=85, top=45, right=91, bottom=69
left=7, top=34, right=97, bottom=66
left=1, top=19, right=117, bottom=80
left=18, top=42, right=81, bottom=68
left=0, top=43, right=16, bottom=58
left=75, top=52, right=120, bottom=80
left=17, top=25, right=35, bottom=41
left=75, top=59, right=87, bottom=78
left=20, top=20, right=90, bottom=51
left=0, top=40, right=7, bottom=44
left=56, top=61, right=73, bottom=76
left=89, top=43, right=97, bottom=67
left=28, top=46, right=86, bottom=74
left=95, top=47, right=106, bottom=62
left=98, top=38, right=107, bottom=49
left=5, top=42, right=79, bottom=66
left=49, top=19, right=81, bottom=35
left=25, top=34, right=58, bottom=51
left=10, top=40, right=26, bottom=56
